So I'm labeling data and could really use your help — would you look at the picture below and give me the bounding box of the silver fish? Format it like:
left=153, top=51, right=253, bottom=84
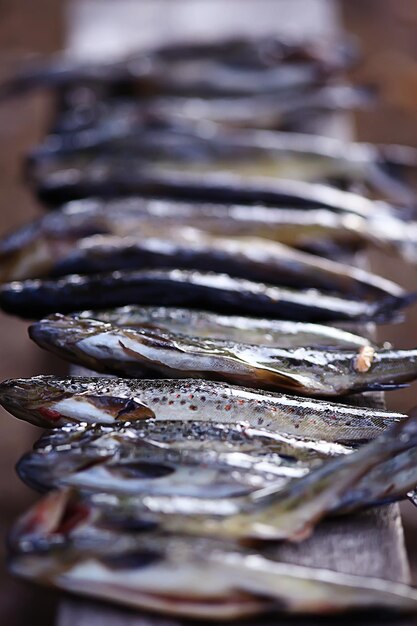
left=159, top=414, right=417, bottom=541
left=73, top=306, right=371, bottom=349
left=34, top=231, right=404, bottom=301
left=15, top=418, right=417, bottom=520
left=114, top=85, right=373, bottom=131
left=9, top=487, right=417, bottom=619
left=1, top=269, right=409, bottom=322
left=35, top=166, right=396, bottom=216
left=0, top=375, right=404, bottom=443
left=30, top=123, right=417, bottom=206
left=0, top=35, right=355, bottom=99
left=28, top=315, right=417, bottom=396
left=4, top=197, right=417, bottom=282
left=17, top=420, right=350, bottom=511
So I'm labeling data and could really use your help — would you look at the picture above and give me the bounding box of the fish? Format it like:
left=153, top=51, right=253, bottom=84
left=52, top=85, right=373, bottom=135
left=160, top=413, right=417, bottom=541
left=9, top=487, right=417, bottom=619
left=0, top=269, right=410, bottom=321
left=34, top=166, right=396, bottom=215
left=0, top=199, right=382, bottom=282
left=3, top=198, right=417, bottom=283
left=72, top=306, right=372, bottom=349
left=0, top=199, right=364, bottom=282
left=19, top=418, right=417, bottom=517
left=143, top=34, right=358, bottom=70
left=16, top=420, right=351, bottom=508
left=28, top=315, right=417, bottom=397
left=0, top=35, right=355, bottom=99
left=28, top=123, right=417, bottom=206
left=26, top=124, right=381, bottom=181
left=23, top=231, right=403, bottom=301
left=15, top=417, right=417, bottom=518
left=0, top=375, right=404, bottom=443
left=337, top=446, right=417, bottom=513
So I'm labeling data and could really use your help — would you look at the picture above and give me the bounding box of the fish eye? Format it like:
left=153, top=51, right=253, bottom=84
left=109, top=461, right=175, bottom=479
left=278, top=453, right=298, bottom=463
left=101, top=517, right=159, bottom=534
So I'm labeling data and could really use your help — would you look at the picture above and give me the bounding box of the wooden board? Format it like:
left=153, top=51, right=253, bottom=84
left=55, top=1, right=411, bottom=624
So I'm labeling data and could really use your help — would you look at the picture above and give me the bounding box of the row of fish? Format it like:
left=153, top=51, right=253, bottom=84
left=5, top=379, right=417, bottom=617
left=27, top=123, right=417, bottom=207
left=3, top=32, right=417, bottom=621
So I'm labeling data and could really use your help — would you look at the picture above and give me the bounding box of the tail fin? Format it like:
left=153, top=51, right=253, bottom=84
left=372, top=291, right=417, bottom=323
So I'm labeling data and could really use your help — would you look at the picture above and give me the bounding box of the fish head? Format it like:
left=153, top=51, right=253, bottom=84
left=0, top=375, right=77, bottom=427
left=0, top=375, right=155, bottom=427
left=8, top=488, right=270, bottom=619
left=29, top=313, right=110, bottom=364
left=8, top=488, right=91, bottom=553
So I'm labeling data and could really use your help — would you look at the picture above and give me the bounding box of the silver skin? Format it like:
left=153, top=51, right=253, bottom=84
left=19, top=419, right=417, bottom=515
left=122, top=85, right=372, bottom=131
left=74, top=305, right=372, bottom=349
left=0, top=375, right=405, bottom=443
left=28, top=315, right=417, bottom=397
left=9, top=487, right=417, bottom=620
left=16, top=420, right=352, bottom=513
left=0, top=200, right=404, bottom=300
left=0, top=35, right=355, bottom=99
left=5, top=196, right=417, bottom=284
left=27, top=230, right=404, bottom=301
left=1, top=269, right=407, bottom=322
left=35, top=165, right=395, bottom=218
left=31, top=123, right=417, bottom=206
left=156, top=413, right=417, bottom=541
left=3, top=198, right=417, bottom=282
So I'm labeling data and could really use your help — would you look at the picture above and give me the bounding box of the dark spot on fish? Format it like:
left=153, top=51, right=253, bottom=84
left=100, top=517, right=159, bottom=534
left=180, top=400, right=186, bottom=405
left=152, top=397, right=160, bottom=403
left=224, top=404, right=232, bottom=411
left=110, top=461, right=175, bottom=479
left=200, top=396, right=206, bottom=402
left=100, top=549, right=161, bottom=570
left=189, top=405, right=198, bottom=411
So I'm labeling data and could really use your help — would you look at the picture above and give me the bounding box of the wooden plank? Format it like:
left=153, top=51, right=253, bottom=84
left=55, top=1, right=410, bottom=624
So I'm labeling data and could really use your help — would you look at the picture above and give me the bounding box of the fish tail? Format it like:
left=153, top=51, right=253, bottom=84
left=372, top=291, right=417, bottom=322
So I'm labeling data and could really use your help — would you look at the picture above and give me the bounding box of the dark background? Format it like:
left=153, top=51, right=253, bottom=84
left=0, top=1, right=417, bottom=623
